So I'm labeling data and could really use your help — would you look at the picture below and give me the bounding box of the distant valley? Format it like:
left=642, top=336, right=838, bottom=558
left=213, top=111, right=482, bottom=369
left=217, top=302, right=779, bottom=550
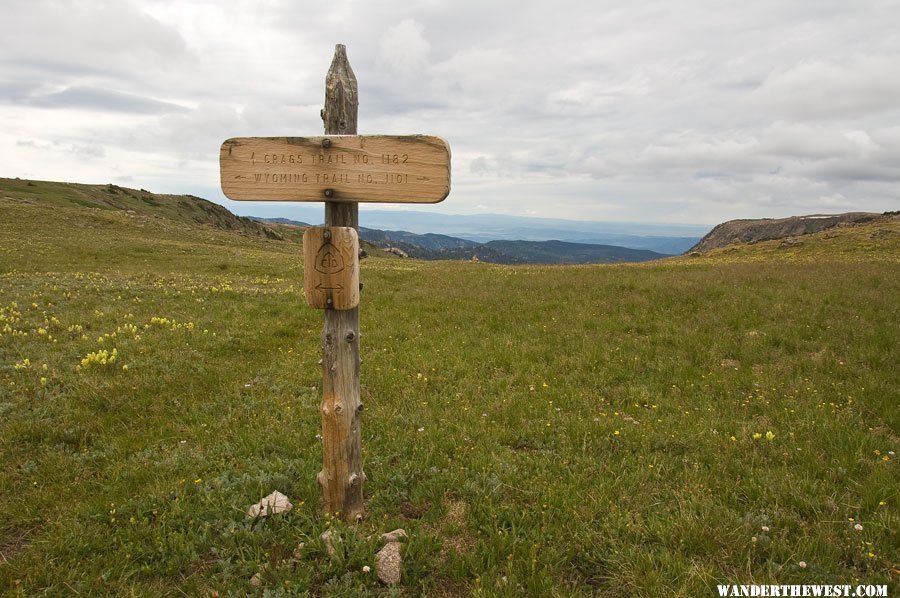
left=255, top=218, right=668, bottom=264
left=245, top=207, right=708, bottom=255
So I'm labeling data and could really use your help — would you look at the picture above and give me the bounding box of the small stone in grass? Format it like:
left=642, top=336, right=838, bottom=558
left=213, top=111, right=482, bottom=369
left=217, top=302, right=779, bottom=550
left=245, top=491, right=292, bottom=519
left=380, top=528, right=408, bottom=544
left=376, top=541, right=402, bottom=585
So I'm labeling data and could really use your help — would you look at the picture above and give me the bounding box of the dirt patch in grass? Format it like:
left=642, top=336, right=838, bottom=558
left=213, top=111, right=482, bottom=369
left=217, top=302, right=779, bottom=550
left=429, top=577, right=472, bottom=597
left=399, top=500, right=427, bottom=519
left=437, top=496, right=477, bottom=559
left=0, top=525, right=32, bottom=564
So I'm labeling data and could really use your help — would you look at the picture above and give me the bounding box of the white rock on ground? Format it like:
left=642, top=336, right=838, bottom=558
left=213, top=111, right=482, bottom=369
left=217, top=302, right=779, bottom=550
left=245, top=490, right=293, bottom=519
left=376, top=541, right=402, bottom=585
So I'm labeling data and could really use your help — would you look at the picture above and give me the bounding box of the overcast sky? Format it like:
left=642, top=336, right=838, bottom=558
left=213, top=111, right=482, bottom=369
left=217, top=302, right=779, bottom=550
left=2, top=0, right=899, bottom=225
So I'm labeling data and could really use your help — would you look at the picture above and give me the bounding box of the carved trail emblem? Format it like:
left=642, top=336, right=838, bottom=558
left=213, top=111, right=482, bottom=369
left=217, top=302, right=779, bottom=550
left=315, top=243, right=345, bottom=274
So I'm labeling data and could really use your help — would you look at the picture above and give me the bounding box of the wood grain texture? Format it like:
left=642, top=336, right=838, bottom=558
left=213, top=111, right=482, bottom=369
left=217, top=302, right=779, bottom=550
left=220, top=135, right=450, bottom=203
left=317, top=44, right=365, bottom=522
left=321, top=44, right=357, bottom=136
left=302, top=227, right=359, bottom=310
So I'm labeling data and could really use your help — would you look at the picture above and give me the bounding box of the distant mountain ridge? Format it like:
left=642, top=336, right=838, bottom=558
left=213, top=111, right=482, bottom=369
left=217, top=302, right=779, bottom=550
left=255, top=216, right=312, bottom=227
left=255, top=216, right=666, bottom=264
left=358, top=227, right=477, bottom=251
left=461, top=240, right=665, bottom=264
left=689, top=212, right=899, bottom=252
left=357, top=232, right=667, bottom=265
left=243, top=206, right=707, bottom=255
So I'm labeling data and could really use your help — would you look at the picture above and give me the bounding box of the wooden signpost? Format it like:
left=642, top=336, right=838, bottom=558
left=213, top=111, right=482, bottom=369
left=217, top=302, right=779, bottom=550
left=219, top=44, right=450, bottom=522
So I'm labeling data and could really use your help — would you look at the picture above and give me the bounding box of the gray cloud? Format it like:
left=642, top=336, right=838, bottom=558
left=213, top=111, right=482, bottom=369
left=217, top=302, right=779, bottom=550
left=751, top=56, right=900, bottom=120
left=21, top=86, right=189, bottom=114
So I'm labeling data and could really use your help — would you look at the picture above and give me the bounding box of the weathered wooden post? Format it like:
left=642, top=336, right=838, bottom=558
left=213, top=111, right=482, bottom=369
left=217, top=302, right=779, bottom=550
left=319, top=44, right=364, bottom=521
left=219, top=43, right=450, bottom=522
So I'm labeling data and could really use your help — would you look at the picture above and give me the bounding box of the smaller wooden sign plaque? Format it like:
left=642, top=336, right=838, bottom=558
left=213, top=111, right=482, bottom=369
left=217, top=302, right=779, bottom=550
left=303, top=226, right=359, bottom=310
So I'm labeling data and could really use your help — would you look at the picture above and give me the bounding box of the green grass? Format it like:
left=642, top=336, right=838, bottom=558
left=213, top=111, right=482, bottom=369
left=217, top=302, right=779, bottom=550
left=0, top=186, right=898, bottom=596
left=0, top=176, right=281, bottom=241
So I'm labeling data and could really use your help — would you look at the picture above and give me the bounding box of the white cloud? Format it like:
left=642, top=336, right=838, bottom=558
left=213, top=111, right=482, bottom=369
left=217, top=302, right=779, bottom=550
left=377, top=19, right=431, bottom=76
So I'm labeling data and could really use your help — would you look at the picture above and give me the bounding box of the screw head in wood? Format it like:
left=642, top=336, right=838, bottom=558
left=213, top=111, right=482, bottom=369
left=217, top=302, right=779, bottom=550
left=322, top=138, right=331, bottom=148
left=324, top=189, right=334, bottom=198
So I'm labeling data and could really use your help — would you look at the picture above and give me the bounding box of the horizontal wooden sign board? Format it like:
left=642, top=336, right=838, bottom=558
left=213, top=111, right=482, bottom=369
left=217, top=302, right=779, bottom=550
left=303, top=226, right=359, bottom=310
left=220, top=135, right=450, bottom=203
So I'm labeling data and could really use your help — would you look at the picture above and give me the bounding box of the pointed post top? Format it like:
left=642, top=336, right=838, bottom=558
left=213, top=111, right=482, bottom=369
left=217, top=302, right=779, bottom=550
left=322, top=44, right=358, bottom=136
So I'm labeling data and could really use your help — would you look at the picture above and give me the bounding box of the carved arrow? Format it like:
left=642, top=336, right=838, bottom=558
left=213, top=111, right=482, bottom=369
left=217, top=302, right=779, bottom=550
left=316, top=283, right=345, bottom=294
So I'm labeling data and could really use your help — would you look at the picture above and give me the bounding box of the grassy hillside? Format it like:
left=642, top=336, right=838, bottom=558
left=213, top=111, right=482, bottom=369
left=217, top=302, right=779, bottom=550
left=689, top=212, right=895, bottom=253
left=0, top=186, right=898, bottom=596
left=685, top=218, right=900, bottom=264
left=0, top=177, right=283, bottom=240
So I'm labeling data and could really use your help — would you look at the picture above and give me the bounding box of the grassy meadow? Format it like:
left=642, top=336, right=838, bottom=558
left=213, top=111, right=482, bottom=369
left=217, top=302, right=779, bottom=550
left=0, top=179, right=898, bottom=596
